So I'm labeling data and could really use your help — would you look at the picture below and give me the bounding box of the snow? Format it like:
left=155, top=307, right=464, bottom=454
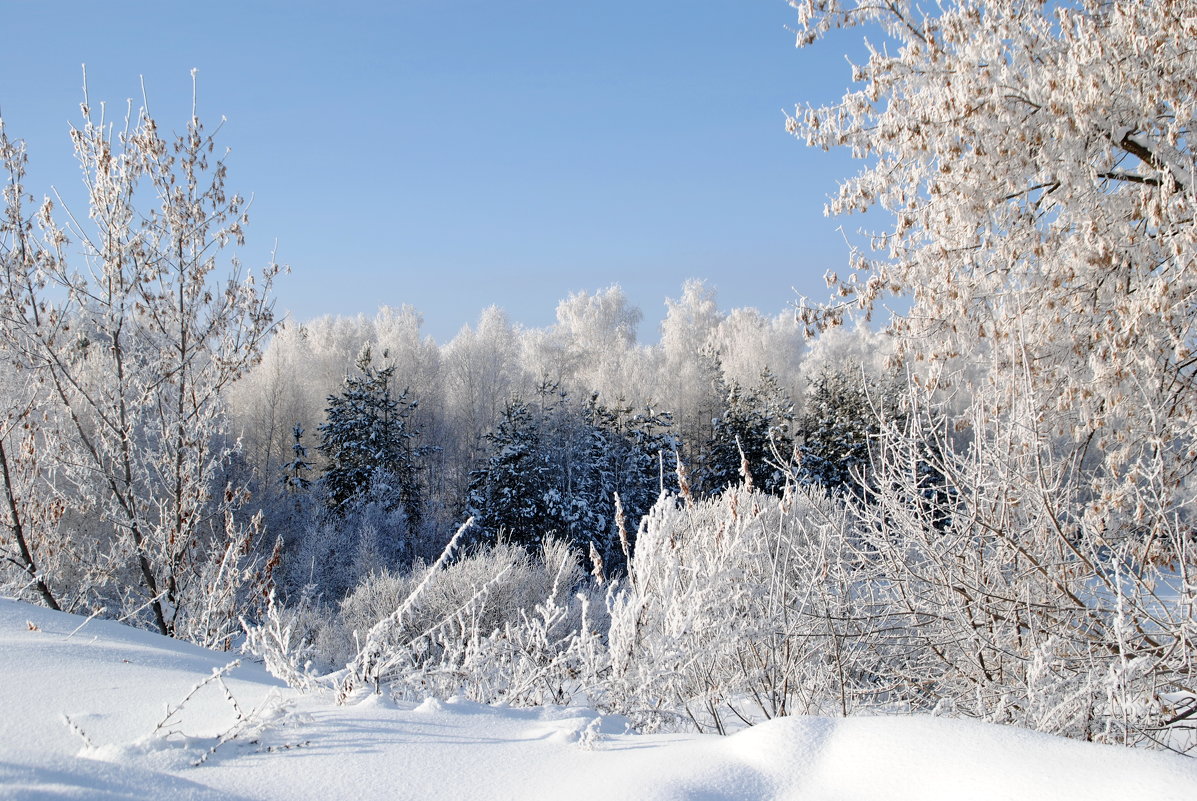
left=2, top=597, right=1195, bottom=801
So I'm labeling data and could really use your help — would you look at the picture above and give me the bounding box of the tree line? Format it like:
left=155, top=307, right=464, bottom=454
left=0, top=87, right=886, bottom=625
left=237, top=290, right=882, bottom=598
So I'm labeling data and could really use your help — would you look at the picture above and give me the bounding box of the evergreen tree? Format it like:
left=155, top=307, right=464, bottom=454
left=704, top=369, right=794, bottom=496
left=589, top=399, right=678, bottom=572
left=465, top=388, right=678, bottom=570
left=281, top=424, right=314, bottom=494
left=797, top=365, right=883, bottom=493
left=319, top=347, right=422, bottom=530
left=464, top=398, right=550, bottom=546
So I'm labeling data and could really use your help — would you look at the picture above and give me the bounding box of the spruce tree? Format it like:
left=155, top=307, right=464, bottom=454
left=281, top=424, right=314, bottom=494
left=319, top=347, right=421, bottom=530
left=704, top=369, right=794, bottom=496
left=466, top=389, right=677, bottom=571
left=591, top=399, right=678, bottom=571
left=797, top=365, right=881, bottom=493
left=465, top=398, right=549, bottom=546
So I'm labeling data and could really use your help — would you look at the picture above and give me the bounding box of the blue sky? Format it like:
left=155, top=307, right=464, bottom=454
left=0, top=0, right=870, bottom=343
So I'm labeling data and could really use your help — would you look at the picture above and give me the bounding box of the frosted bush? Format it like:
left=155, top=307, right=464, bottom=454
left=242, top=588, right=325, bottom=691
left=337, top=539, right=575, bottom=663
left=603, top=415, right=1197, bottom=750
left=604, top=485, right=881, bottom=733
left=330, top=529, right=602, bottom=706
left=383, top=538, right=605, bottom=707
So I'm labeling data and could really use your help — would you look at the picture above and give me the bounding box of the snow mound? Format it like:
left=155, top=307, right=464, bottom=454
left=1, top=597, right=1194, bottom=801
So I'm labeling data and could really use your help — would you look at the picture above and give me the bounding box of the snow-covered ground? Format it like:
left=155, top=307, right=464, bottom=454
left=1, top=597, right=1194, bottom=801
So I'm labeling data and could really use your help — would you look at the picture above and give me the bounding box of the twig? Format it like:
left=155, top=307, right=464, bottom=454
left=154, top=660, right=240, bottom=735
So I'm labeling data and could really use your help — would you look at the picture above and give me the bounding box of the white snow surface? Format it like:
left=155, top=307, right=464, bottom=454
left=1, top=597, right=1195, bottom=800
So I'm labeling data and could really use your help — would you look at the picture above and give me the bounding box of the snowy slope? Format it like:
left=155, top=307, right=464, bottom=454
left=1, top=597, right=1195, bottom=801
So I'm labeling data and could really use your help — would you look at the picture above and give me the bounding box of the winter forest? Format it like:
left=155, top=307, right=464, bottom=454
left=2, top=0, right=1197, bottom=763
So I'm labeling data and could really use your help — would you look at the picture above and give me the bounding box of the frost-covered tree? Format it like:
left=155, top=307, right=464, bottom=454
left=281, top=424, right=314, bottom=494
left=709, top=307, right=804, bottom=402
left=540, top=286, right=647, bottom=403
left=371, top=306, right=447, bottom=509
left=796, top=365, right=880, bottom=493
left=441, top=306, right=531, bottom=506
left=658, top=282, right=726, bottom=462
left=228, top=321, right=320, bottom=492
left=791, top=0, right=1197, bottom=743
left=704, top=369, right=794, bottom=496
left=0, top=80, right=278, bottom=642
left=319, top=347, right=421, bottom=527
left=791, top=0, right=1197, bottom=530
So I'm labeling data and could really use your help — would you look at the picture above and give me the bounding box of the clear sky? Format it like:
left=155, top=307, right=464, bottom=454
left=0, top=0, right=870, bottom=343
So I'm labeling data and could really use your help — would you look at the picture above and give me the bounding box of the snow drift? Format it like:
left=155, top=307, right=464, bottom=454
left=1, top=597, right=1194, bottom=800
